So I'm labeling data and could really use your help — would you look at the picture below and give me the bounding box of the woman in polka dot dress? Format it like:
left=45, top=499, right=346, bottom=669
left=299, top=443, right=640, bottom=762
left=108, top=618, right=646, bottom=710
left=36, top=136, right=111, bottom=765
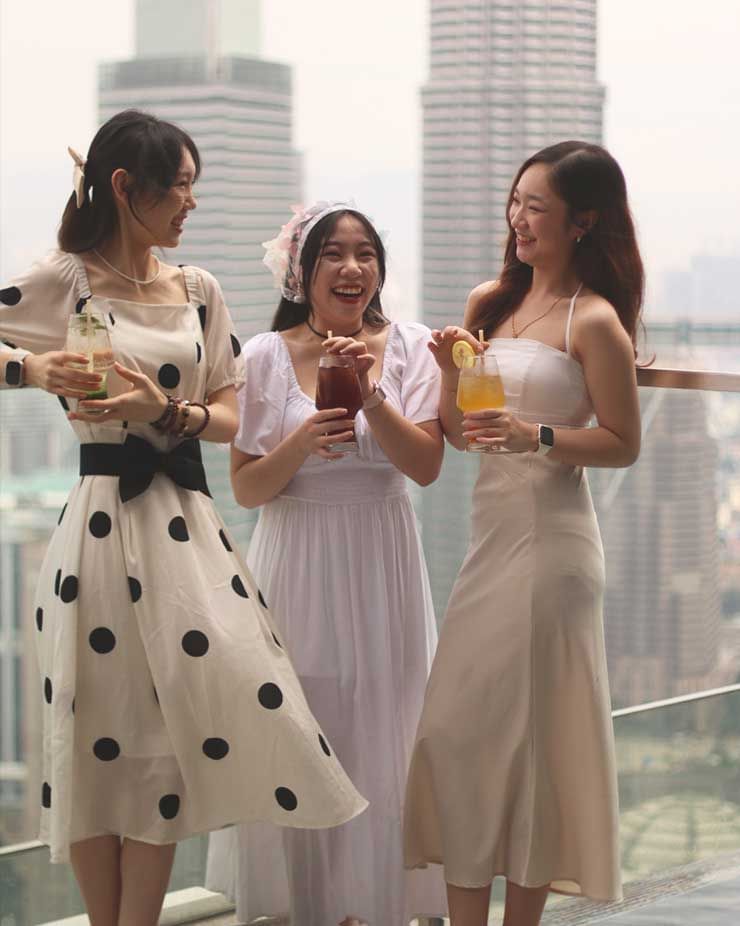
left=0, top=111, right=366, bottom=926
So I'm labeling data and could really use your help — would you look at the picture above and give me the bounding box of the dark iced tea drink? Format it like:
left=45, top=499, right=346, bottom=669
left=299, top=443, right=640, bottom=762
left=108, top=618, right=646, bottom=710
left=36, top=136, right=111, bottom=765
left=316, top=354, right=363, bottom=452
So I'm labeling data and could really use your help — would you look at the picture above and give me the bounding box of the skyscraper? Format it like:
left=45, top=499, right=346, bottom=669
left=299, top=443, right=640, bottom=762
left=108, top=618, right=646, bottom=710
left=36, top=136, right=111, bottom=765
left=98, top=0, right=302, bottom=545
left=420, top=0, right=605, bottom=614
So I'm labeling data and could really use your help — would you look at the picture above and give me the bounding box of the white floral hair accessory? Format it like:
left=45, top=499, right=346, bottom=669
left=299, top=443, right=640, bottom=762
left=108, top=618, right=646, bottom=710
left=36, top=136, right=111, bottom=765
left=67, top=146, right=87, bottom=208
left=262, top=201, right=358, bottom=303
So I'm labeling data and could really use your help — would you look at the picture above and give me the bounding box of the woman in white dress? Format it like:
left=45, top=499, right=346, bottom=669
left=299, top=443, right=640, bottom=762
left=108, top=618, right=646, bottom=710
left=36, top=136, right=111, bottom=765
left=403, top=142, right=645, bottom=926
left=0, top=113, right=365, bottom=926
left=206, top=202, right=448, bottom=925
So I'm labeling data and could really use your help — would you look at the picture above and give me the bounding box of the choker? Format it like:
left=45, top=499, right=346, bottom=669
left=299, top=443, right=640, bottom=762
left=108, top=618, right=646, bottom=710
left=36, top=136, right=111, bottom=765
left=305, top=317, right=364, bottom=339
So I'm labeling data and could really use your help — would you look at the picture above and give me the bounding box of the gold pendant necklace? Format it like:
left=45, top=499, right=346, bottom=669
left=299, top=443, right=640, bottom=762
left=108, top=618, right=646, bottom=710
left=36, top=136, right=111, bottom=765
left=511, top=295, right=562, bottom=339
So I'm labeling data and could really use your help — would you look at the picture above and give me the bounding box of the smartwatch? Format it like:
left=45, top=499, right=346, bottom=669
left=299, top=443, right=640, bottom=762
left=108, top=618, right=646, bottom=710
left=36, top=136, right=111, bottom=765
left=536, top=423, right=554, bottom=455
left=5, top=358, right=24, bottom=387
left=362, top=381, right=386, bottom=411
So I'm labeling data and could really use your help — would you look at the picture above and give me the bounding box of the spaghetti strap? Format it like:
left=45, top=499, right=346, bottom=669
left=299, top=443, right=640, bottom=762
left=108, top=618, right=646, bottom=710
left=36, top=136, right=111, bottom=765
left=565, top=283, right=583, bottom=356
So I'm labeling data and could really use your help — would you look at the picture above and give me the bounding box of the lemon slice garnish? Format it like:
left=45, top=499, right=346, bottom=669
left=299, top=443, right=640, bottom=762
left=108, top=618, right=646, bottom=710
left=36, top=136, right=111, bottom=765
left=452, top=340, right=476, bottom=369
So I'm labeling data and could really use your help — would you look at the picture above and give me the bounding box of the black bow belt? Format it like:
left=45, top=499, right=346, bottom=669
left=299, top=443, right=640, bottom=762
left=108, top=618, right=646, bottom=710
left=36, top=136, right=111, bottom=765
left=80, top=435, right=212, bottom=503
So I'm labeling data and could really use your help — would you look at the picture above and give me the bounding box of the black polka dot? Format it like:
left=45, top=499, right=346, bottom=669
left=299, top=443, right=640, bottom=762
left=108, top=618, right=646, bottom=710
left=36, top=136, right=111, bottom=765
left=89, top=627, right=116, bottom=654
left=44, top=677, right=52, bottom=704
left=272, top=632, right=282, bottom=649
left=58, top=504, right=67, bottom=526
left=197, top=304, right=207, bottom=331
left=41, top=782, right=51, bottom=809
left=258, top=590, right=268, bottom=609
left=231, top=334, right=242, bottom=357
left=93, top=737, right=120, bottom=761
left=182, top=630, right=209, bottom=657
left=88, top=511, right=111, bottom=538
left=128, top=576, right=142, bottom=602
left=319, top=733, right=331, bottom=757
left=258, top=683, right=283, bottom=710
left=231, top=575, right=249, bottom=598
left=219, top=529, right=232, bottom=552
left=203, top=738, right=229, bottom=760
left=75, top=297, right=88, bottom=314
left=0, top=286, right=21, bottom=306
left=108, top=312, right=115, bottom=326
left=196, top=342, right=202, bottom=364
left=60, top=576, right=78, bottom=603
left=54, top=569, right=61, bottom=597
left=159, top=794, right=180, bottom=820
left=36, top=607, right=43, bottom=632
left=158, top=363, right=181, bottom=389
left=57, top=396, right=70, bottom=412
left=2, top=338, right=18, bottom=349
left=168, top=516, right=189, bottom=542
left=275, top=787, right=298, bottom=811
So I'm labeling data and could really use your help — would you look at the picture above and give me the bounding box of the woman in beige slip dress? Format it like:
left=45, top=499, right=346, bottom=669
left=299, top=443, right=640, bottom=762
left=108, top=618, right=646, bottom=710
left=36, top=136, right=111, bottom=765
left=403, top=142, right=646, bottom=926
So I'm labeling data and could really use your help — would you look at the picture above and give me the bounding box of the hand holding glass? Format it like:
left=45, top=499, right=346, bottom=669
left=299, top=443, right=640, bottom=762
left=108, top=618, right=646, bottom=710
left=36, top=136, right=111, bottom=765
left=456, top=352, right=506, bottom=453
left=315, top=354, right=364, bottom=453
left=65, top=312, right=115, bottom=414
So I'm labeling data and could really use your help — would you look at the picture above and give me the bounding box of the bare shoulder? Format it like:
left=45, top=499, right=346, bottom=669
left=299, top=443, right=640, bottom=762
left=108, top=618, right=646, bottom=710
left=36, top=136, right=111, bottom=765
left=572, top=290, right=634, bottom=359
left=463, top=279, right=499, bottom=325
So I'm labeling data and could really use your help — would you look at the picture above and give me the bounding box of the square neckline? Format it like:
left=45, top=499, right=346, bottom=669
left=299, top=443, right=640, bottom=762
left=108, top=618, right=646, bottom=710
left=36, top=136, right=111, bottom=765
left=277, top=322, right=398, bottom=405
left=68, top=251, right=195, bottom=308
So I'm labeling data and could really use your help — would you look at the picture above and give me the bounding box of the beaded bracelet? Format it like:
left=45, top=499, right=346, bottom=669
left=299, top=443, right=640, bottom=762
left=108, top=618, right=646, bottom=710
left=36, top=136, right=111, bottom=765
left=175, top=400, right=191, bottom=438
left=151, top=395, right=179, bottom=432
left=185, top=401, right=210, bottom=438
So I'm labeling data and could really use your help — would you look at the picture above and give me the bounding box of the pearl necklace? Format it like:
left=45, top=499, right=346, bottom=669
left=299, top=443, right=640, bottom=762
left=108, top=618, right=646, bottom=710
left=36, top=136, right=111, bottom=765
left=93, top=249, right=162, bottom=285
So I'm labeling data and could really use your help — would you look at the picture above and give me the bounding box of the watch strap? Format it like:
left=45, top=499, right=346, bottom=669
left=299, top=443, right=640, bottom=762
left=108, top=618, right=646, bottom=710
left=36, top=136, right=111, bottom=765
left=362, top=381, right=386, bottom=410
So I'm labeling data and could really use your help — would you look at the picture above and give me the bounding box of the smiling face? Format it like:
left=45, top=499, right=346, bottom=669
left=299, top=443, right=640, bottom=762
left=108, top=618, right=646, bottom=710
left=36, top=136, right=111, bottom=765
left=308, top=214, right=380, bottom=327
left=508, top=162, right=582, bottom=269
left=132, top=147, right=197, bottom=249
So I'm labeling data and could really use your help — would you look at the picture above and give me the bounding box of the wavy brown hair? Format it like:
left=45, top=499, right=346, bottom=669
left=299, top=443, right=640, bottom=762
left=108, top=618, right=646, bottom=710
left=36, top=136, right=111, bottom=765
left=468, top=141, right=645, bottom=351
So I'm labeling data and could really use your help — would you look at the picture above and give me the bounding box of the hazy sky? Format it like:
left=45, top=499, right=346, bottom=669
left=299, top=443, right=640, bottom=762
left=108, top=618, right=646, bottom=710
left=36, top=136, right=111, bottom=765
left=2, top=0, right=740, bottom=319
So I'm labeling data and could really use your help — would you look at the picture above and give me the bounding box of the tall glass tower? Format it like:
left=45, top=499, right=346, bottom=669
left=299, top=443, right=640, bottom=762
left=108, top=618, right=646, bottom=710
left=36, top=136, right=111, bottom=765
left=420, top=0, right=605, bottom=615
left=98, top=0, right=302, bottom=547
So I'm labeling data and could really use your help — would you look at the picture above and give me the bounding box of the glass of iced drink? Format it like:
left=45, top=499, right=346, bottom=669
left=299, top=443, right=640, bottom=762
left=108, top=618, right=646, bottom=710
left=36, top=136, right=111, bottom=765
left=456, top=351, right=506, bottom=453
left=65, top=311, right=114, bottom=414
left=316, top=354, right=364, bottom=453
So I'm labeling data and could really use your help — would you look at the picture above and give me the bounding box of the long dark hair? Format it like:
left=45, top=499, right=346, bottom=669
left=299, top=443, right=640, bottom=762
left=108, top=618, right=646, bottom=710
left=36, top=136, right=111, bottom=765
left=468, top=141, right=645, bottom=350
left=58, top=109, right=201, bottom=253
left=271, top=210, right=390, bottom=331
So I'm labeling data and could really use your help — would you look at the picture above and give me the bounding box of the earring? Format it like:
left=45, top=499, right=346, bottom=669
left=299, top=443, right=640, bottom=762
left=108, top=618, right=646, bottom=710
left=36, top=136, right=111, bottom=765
left=576, top=236, right=582, bottom=244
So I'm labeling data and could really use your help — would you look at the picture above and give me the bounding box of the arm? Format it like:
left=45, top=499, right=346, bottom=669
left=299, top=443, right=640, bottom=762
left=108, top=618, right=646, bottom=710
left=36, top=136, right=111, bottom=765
left=361, top=400, right=443, bottom=487
left=431, top=283, right=493, bottom=450
left=1, top=251, right=100, bottom=395
left=464, top=302, right=641, bottom=468
left=324, top=331, right=444, bottom=486
left=230, top=410, right=356, bottom=509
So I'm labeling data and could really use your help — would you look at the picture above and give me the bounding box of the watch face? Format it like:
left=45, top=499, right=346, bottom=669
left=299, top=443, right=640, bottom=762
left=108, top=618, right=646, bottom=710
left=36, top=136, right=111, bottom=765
left=5, top=360, right=22, bottom=386
left=540, top=425, right=555, bottom=447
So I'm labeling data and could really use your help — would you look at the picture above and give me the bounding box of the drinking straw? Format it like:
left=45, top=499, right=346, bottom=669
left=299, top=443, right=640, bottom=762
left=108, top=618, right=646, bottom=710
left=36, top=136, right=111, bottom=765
left=86, top=310, right=93, bottom=373
left=478, top=329, right=485, bottom=344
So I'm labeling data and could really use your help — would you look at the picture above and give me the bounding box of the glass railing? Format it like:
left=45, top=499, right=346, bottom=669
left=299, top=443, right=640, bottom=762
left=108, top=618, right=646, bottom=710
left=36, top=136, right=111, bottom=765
left=3, top=363, right=740, bottom=924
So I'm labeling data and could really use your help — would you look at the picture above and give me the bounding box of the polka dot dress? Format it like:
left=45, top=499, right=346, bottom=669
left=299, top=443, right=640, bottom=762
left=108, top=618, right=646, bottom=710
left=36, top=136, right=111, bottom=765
left=0, top=251, right=367, bottom=863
